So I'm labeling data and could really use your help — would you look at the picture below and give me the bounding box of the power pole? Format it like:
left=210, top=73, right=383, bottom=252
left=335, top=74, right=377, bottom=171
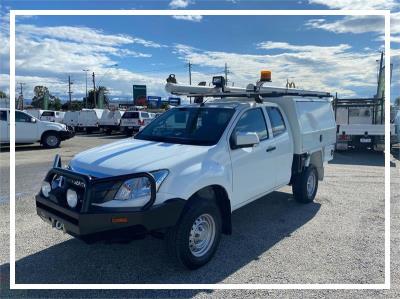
left=68, top=75, right=73, bottom=108
left=82, top=69, right=89, bottom=108
left=92, top=72, right=96, bottom=108
left=188, top=61, right=192, bottom=104
left=188, top=61, right=192, bottom=85
left=16, top=82, right=25, bottom=110
left=224, top=63, right=228, bottom=86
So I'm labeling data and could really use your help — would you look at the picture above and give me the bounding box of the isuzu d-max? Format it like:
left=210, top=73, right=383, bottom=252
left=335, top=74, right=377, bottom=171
left=36, top=75, right=336, bottom=269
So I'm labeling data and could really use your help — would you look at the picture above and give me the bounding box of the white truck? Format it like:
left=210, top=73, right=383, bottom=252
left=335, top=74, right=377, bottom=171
left=98, top=109, right=125, bottom=135
left=119, top=110, right=152, bottom=136
left=334, top=98, right=396, bottom=151
left=35, top=74, right=336, bottom=269
left=63, top=109, right=104, bottom=133
left=0, top=108, right=74, bottom=148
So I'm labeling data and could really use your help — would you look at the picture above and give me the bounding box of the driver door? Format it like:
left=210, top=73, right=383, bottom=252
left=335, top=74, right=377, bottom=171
left=15, top=111, right=38, bottom=143
left=229, top=108, right=277, bottom=209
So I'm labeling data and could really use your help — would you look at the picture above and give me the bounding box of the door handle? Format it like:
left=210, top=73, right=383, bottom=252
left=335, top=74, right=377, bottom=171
left=266, top=146, right=276, bottom=152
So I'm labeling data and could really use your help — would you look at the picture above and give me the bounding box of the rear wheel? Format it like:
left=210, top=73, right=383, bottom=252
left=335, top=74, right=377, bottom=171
left=165, top=199, right=222, bottom=269
left=42, top=132, right=61, bottom=148
left=292, top=165, right=318, bottom=203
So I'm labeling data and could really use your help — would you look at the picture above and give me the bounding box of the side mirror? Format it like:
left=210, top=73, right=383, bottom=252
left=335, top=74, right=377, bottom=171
left=234, top=132, right=260, bottom=148
left=31, top=117, right=37, bottom=123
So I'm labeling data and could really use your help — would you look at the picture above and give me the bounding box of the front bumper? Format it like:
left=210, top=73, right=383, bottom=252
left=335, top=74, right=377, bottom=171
left=36, top=194, right=185, bottom=238
left=59, top=129, right=75, bottom=141
left=36, top=165, right=185, bottom=240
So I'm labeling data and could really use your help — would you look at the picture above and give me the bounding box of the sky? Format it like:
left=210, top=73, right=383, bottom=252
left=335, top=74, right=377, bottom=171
left=0, top=0, right=399, bottom=105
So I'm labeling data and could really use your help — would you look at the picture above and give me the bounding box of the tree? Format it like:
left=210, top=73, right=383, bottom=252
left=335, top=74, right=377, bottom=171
left=31, top=86, right=62, bottom=110
left=84, top=86, right=109, bottom=108
left=395, top=97, right=400, bottom=107
left=62, top=100, right=82, bottom=111
left=0, top=90, right=7, bottom=98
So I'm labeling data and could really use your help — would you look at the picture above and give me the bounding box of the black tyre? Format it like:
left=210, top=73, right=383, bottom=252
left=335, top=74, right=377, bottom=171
left=292, top=165, right=318, bottom=203
left=86, top=127, right=93, bottom=134
left=42, top=132, right=61, bottom=148
left=105, top=128, right=112, bottom=135
left=165, top=199, right=222, bottom=269
left=125, top=129, right=133, bottom=137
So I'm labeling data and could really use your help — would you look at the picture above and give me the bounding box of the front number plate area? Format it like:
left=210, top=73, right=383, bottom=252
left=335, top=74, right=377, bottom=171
left=38, top=210, right=66, bottom=233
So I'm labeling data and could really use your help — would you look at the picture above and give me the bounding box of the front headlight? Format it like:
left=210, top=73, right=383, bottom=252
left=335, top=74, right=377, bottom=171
left=112, top=170, right=169, bottom=207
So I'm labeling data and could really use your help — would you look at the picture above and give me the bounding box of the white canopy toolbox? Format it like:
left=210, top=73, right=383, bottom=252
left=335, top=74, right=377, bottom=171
left=266, top=96, right=336, bottom=154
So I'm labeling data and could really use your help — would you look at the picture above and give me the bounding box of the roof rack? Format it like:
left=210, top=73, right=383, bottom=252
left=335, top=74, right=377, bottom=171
left=165, top=74, right=331, bottom=103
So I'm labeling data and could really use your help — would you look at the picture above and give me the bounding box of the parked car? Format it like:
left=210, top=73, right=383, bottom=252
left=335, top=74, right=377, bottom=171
left=119, top=110, right=152, bottom=136
left=0, top=108, right=74, bottom=148
left=24, top=109, right=65, bottom=123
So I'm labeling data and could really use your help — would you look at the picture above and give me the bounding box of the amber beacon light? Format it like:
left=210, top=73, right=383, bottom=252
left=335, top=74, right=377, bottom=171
left=260, top=70, right=272, bottom=82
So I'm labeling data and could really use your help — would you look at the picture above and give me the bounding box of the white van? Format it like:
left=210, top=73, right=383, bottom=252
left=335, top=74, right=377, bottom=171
left=99, top=109, right=125, bottom=134
left=120, top=110, right=151, bottom=136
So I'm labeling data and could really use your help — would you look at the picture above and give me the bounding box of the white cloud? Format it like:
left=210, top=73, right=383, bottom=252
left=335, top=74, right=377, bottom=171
left=306, top=16, right=384, bottom=34
left=3, top=23, right=171, bottom=100
left=17, top=24, right=165, bottom=48
left=306, top=13, right=400, bottom=44
left=174, top=41, right=384, bottom=97
left=172, top=15, right=202, bottom=22
left=169, top=0, right=191, bottom=9
left=308, top=0, right=398, bottom=10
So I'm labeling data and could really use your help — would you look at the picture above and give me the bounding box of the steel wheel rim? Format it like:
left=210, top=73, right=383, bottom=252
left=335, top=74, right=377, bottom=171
left=307, top=171, right=316, bottom=197
left=189, top=213, right=216, bottom=257
left=46, top=135, right=58, bottom=147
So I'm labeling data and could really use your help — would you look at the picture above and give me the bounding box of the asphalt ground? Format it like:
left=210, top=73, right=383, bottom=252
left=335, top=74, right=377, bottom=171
left=0, top=134, right=399, bottom=298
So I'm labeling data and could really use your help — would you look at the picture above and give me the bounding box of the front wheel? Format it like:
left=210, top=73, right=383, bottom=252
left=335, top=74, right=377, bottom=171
left=292, top=165, right=318, bottom=203
left=42, top=132, right=61, bottom=148
left=165, top=199, right=222, bottom=269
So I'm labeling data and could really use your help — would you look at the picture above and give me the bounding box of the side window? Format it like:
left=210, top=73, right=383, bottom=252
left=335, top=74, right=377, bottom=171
left=266, top=107, right=286, bottom=136
left=0, top=111, right=7, bottom=121
left=16, top=111, right=32, bottom=123
left=232, top=108, right=269, bottom=142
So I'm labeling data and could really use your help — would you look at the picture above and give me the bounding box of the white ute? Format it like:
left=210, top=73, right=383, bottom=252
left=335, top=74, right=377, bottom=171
left=1, top=108, right=75, bottom=148
left=35, top=73, right=336, bottom=269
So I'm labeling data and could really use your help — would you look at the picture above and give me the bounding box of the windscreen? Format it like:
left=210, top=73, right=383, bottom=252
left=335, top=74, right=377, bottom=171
left=122, top=111, right=139, bottom=119
left=135, top=107, right=235, bottom=146
left=41, top=111, right=54, bottom=116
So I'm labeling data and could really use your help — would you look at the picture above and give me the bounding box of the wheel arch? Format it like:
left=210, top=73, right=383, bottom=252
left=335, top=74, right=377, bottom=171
left=184, top=185, right=232, bottom=235
left=309, top=150, right=324, bottom=180
left=40, top=130, right=60, bottom=143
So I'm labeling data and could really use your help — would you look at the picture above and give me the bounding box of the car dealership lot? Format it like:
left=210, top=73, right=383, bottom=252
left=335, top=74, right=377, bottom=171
left=0, top=136, right=399, bottom=297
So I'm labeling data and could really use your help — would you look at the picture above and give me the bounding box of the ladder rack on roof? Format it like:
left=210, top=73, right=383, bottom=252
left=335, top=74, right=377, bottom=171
left=165, top=82, right=331, bottom=101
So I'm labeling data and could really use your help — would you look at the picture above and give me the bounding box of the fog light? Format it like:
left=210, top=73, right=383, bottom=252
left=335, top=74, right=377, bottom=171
left=66, top=189, right=78, bottom=208
left=41, top=181, right=51, bottom=197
